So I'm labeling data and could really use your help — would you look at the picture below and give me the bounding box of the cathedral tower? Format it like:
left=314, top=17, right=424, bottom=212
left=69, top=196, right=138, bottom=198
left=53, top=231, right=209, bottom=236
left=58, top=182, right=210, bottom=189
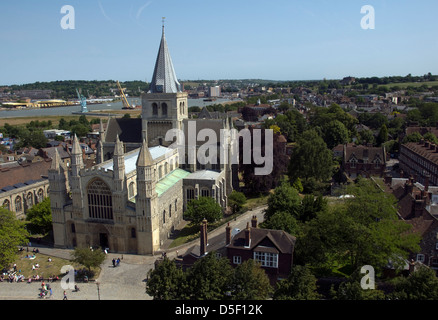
left=135, top=139, right=159, bottom=254
left=141, top=24, right=188, bottom=146
left=48, top=148, right=69, bottom=247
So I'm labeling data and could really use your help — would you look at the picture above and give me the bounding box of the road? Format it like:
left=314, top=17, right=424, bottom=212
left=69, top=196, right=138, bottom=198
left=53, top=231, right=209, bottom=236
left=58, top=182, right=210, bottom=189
left=0, top=205, right=267, bottom=300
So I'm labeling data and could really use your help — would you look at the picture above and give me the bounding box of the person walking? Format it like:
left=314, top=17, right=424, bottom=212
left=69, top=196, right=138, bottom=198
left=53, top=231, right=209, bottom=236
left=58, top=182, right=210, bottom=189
left=63, top=290, right=68, bottom=300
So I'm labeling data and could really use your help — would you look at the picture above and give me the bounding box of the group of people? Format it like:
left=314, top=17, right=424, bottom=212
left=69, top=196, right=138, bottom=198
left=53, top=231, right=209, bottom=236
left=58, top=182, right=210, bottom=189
left=112, top=257, right=121, bottom=267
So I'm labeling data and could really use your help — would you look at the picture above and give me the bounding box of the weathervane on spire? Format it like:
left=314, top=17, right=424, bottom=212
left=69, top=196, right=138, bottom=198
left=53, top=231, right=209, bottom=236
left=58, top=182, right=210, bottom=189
left=162, top=17, right=166, bottom=32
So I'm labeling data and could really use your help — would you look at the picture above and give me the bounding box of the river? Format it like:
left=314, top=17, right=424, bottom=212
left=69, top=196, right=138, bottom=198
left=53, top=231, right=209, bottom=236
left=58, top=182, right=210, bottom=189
left=0, top=97, right=240, bottom=119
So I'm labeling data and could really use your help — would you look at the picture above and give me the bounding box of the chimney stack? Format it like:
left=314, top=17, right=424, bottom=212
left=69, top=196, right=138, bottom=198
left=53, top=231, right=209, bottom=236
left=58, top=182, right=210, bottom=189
left=244, top=222, right=251, bottom=247
left=225, top=223, right=231, bottom=245
left=200, top=219, right=208, bottom=256
left=251, top=215, right=258, bottom=228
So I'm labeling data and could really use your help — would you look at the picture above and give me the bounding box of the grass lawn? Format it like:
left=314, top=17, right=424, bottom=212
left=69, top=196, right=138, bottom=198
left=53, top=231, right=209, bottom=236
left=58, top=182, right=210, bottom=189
left=8, top=250, right=100, bottom=281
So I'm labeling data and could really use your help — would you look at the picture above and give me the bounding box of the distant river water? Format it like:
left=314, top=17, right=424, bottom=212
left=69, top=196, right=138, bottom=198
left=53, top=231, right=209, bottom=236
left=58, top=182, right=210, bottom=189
left=0, top=97, right=239, bottom=119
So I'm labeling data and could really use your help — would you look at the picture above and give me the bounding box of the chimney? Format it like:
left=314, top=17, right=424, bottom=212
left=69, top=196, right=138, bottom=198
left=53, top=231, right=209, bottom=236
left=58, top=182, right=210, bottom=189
left=200, top=219, right=207, bottom=256
left=244, top=222, right=251, bottom=247
left=225, top=223, right=231, bottom=245
left=251, top=215, right=258, bottom=228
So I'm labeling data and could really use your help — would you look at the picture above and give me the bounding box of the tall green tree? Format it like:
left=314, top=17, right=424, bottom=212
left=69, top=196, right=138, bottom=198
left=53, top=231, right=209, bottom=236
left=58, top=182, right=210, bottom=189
left=0, top=207, right=29, bottom=270
left=273, top=265, right=321, bottom=300
left=25, top=197, right=52, bottom=235
left=146, top=257, right=188, bottom=300
left=186, top=252, right=234, bottom=300
left=264, top=181, right=301, bottom=220
left=323, top=120, right=350, bottom=149
left=185, top=197, right=222, bottom=224
left=288, top=129, right=334, bottom=189
left=228, top=191, right=247, bottom=214
left=231, top=259, right=273, bottom=300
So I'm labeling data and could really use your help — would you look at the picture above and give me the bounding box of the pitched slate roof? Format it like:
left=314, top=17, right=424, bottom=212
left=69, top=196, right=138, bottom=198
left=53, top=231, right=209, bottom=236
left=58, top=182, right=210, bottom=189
left=227, top=227, right=296, bottom=255
left=0, top=159, right=51, bottom=190
left=104, top=118, right=142, bottom=144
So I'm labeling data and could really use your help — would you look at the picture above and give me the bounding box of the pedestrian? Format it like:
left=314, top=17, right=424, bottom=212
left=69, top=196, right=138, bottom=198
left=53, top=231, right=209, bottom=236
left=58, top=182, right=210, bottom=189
left=63, top=290, right=67, bottom=300
left=112, top=258, right=115, bottom=267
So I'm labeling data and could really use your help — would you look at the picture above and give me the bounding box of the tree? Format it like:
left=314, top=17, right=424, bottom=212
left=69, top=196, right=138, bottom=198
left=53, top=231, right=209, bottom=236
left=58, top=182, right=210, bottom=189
left=231, top=259, right=273, bottom=300
left=288, top=129, right=334, bottom=189
left=297, top=178, right=420, bottom=272
left=330, top=274, right=386, bottom=300
left=264, top=181, right=301, bottom=221
left=298, top=194, right=327, bottom=223
left=402, top=132, right=422, bottom=144
left=0, top=207, right=29, bottom=270
left=260, top=211, right=299, bottom=236
left=390, top=265, right=438, bottom=300
left=146, top=257, right=188, bottom=300
left=273, top=265, right=321, bottom=300
left=323, top=120, right=349, bottom=149
left=376, top=124, right=388, bottom=146
left=71, top=247, right=106, bottom=273
left=185, top=197, right=222, bottom=224
left=186, top=252, right=234, bottom=300
left=25, top=197, right=52, bottom=235
left=228, top=191, right=247, bottom=214
left=423, top=132, right=438, bottom=145
left=15, top=129, right=48, bottom=149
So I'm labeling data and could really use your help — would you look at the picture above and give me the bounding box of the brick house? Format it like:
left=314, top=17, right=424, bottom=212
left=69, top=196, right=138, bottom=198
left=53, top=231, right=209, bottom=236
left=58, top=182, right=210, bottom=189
left=180, top=216, right=296, bottom=284
left=225, top=216, right=296, bottom=284
left=342, top=144, right=387, bottom=179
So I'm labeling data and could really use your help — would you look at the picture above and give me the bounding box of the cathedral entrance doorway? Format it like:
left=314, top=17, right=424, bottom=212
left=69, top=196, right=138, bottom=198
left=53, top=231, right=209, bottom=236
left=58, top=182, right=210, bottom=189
left=100, top=233, right=109, bottom=249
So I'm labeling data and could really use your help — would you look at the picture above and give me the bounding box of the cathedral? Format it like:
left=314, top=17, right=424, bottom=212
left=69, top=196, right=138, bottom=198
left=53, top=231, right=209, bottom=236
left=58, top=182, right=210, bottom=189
left=48, top=26, right=238, bottom=255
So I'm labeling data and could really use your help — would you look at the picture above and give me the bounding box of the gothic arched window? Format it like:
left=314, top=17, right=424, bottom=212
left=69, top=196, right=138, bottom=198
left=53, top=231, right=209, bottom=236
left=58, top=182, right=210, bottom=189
left=87, top=179, right=113, bottom=220
left=15, top=196, right=22, bottom=212
left=37, top=189, right=44, bottom=203
left=26, top=192, right=33, bottom=208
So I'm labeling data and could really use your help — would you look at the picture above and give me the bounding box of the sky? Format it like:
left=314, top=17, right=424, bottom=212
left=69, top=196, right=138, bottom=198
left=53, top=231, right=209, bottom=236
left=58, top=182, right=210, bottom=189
left=0, top=0, right=437, bottom=85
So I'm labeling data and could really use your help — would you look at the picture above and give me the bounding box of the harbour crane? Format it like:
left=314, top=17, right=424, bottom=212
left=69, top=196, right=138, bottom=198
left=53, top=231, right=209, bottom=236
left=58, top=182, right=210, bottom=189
left=117, top=81, right=134, bottom=110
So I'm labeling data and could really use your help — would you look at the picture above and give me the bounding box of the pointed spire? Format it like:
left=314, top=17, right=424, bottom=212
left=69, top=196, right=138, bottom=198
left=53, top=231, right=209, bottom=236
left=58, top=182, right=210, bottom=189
left=50, top=147, right=61, bottom=171
left=72, top=134, right=82, bottom=155
left=114, top=134, right=124, bottom=156
left=137, top=139, right=154, bottom=167
left=149, top=23, right=181, bottom=94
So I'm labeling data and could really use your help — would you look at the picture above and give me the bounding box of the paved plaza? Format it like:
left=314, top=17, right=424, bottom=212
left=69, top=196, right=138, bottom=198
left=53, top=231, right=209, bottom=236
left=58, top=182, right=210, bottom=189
left=0, top=206, right=266, bottom=300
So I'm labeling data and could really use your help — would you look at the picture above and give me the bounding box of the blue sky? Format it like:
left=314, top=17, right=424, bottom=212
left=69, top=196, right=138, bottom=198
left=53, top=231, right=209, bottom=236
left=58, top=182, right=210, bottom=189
left=0, top=0, right=437, bottom=85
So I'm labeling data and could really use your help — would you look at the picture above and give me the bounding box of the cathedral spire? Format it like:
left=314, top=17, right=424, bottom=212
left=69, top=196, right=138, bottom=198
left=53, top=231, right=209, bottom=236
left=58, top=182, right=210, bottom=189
left=137, top=139, right=154, bottom=167
left=114, top=134, right=124, bottom=156
left=72, top=134, right=82, bottom=155
left=149, top=22, right=181, bottom=94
